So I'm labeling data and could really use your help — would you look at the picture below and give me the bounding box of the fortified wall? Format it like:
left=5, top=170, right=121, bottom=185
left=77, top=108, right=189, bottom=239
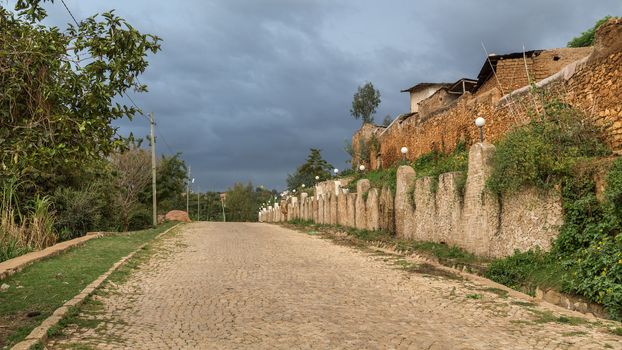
left=354, top=19, right=622, bottom=169
left=260, top=143, right=562, bottom=258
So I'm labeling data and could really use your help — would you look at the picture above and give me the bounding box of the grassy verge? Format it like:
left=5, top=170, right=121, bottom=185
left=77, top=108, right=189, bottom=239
left=0, top=221, right=179, bottom=349
left=46, top=227, right=184, bottom=346
left=285, top=219, right=489, bottom=274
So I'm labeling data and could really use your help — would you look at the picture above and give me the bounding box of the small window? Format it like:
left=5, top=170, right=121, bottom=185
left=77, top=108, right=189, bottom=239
left=553, top=55, right=561, bottom=61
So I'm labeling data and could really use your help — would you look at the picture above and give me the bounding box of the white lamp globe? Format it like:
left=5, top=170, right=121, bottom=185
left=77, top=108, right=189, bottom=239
left=359, top=165, right=365, bottom=171
left=293, top=189, right=297, bottom=193
left=315, top=175, right=320, bottom=180
left=333, top=169, right=339, bottom=174
left=400, top=147, right=408, bottom=155
left=475, top=117, right=486, bottom=127
left=302, top=184, right=306, bottom=188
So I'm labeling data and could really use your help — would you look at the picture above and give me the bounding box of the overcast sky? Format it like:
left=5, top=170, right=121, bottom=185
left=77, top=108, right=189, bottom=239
left=31, top=0, right=622, bottom=191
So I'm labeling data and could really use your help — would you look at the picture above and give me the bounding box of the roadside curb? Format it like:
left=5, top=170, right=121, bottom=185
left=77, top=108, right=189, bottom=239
left=11, top=223, right=183, bottom=350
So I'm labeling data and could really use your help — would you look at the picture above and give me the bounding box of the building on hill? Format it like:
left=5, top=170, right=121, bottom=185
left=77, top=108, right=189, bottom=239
left=351, top=18, right=622, bottom=169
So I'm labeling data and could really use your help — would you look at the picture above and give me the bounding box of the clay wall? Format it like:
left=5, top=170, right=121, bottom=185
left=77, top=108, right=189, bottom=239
left=371, top=20, right=621, bottom=168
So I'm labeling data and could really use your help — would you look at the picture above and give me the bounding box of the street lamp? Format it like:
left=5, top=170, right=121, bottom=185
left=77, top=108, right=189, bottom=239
left=475, top=117, right=486, bottom=143
left=400, top=146, right=408, bottom=161
left=302, top=184, right=306, bottom=188
left=359, top=164, right=365, bottom=172
left=333, top=168, right=339, bottom=177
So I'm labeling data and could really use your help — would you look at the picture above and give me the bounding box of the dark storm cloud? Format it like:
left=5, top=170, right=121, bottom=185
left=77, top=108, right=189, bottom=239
left=31, top=0, right=622, bottom=190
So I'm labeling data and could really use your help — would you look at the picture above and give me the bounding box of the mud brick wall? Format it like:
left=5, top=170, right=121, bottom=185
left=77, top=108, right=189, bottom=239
left=367, top=20, right=621, bottom=169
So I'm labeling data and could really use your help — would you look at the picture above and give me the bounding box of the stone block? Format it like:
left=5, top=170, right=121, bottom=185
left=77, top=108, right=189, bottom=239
left=366, top=188, right=380, bottom=231
left=355, top=179, right=371, bottom=230
left=395, top=166, right=416, bottom=239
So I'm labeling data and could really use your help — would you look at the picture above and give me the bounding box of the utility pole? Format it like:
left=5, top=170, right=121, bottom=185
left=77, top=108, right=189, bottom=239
left=150, top=113, right=157, bottom=227
left=186, top=165, right=191, bottom=214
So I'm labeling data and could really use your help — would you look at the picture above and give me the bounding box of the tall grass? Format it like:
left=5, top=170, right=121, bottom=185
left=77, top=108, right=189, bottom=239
left=0, top=182, right=57, bottom=262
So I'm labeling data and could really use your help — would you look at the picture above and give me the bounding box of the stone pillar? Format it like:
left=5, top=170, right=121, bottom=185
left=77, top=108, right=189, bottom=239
left=312, top=198, right=318, bottom=223
left=461, top=143, right=499, bottom=256
left=378, top=186, right=395, bottom=233
left=413, top=177, right=436, bottom=241
left=337, top=190, right=347, bottom=226
left=395, top=166, right=416, bottom=239
left=435, top=172, right=463, bottom=246
left=346, top=193, right=356, bottom=228
left=366, top=188, right=380, bottom=231
left=329, top=192, right=337, bottom=225
left=355, top=179, right=371, bottom=230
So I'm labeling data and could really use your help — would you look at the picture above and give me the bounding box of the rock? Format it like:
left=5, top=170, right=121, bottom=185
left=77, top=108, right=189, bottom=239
left=0, top=283, right=9, bottom=291
left=164, top=210, right=191, bottom=223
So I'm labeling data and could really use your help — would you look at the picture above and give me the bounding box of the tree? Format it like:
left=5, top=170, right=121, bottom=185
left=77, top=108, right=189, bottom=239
left=567, top=16, right=616, bottom=48
left=382, top=115, right=393, bottom=127
left=139, top=153, right=188, bottom=214
left=287, top=149, right=333, bottom=190
left=350, top=82, right=381, bottom=124
left=110, top=148, right=152, bottom=231
left=0, top=1, right=161, bottom=197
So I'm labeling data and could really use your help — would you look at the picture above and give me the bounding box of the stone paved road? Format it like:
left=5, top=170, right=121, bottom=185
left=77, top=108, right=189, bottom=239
left=49, top=222, right=622, bottom=349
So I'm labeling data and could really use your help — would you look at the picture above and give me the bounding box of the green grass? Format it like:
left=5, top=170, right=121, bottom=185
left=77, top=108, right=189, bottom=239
left=0, top=221, right=178, bottom=348
left=466, top=293, right=482, bottom=300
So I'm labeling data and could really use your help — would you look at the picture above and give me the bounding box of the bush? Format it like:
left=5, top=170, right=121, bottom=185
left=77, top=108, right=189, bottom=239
left=52, top=183, right=120, bottom=239
left=486, top=250, right=558, bottom=294
left=127, top=207, right=152, bottom=231
left=487, top=101, right=609, bottom=196
left=558, top=160, right=622, bottom=319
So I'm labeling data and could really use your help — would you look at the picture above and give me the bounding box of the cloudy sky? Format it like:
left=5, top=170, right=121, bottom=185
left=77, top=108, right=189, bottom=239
left=32, top=0, right=622, bottom=191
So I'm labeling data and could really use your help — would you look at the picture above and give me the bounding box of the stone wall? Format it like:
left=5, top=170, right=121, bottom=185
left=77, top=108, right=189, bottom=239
left=260, top=143, right=564, bottom=258
left=370, top=19, right=622, bottom=168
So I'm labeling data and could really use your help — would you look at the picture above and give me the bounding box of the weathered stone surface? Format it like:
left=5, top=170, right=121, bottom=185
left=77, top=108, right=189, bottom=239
left=337, top=190, right=348, bottom=226
left=395, top=166, right=416, bottom=239
left=460, top=143, right=499, bottom=257
left=492, top=187, right=563, bottom=257
left=365, top=188, right=380, bottom=231
left=317, top=195, right=326, bottom=224
left=355, top=180, right=371, bottom=230
left=413, top=177, right=436, bottom=242
left=345, top=193, right=356, bottom=228
left=165, top=210, right=191, bottom=223
left=329, top=193, right=338, bottom=225
left=378, top=187, right=394, bottom=233
left=435, top=172, right=463, bottom=246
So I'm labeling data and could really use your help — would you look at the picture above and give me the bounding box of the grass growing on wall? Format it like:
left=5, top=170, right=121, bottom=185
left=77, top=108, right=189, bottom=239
left=486, top=101, right=610, bottom=196
left=346, top=143, right=468, bottom=196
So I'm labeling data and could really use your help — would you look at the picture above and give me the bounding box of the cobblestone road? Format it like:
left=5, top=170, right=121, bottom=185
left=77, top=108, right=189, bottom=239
left=49, top=222, right=622, bottom=349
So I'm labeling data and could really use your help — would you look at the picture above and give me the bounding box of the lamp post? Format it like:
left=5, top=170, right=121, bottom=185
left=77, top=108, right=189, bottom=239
left=333, top=168, right=339, bottom=177
left=475, top=117, right=486, bottom=143
left=400, top=147, right=408, bottom=161
left=359, top=164, right=365, bottom=173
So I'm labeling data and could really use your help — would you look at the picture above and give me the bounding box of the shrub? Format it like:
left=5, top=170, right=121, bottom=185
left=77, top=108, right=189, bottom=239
left=487, top=101, right=609, bottom=196
left=127, top=207, right=152, bottom=231
left=53, top=186, right=104, bottom=239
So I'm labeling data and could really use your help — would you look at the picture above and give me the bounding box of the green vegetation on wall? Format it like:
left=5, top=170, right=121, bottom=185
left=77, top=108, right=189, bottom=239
left=567, top=16, right=617, bottom=48
left=486, top=100, right=610, bottom=196
left=484, top=99, right=622, bottom=320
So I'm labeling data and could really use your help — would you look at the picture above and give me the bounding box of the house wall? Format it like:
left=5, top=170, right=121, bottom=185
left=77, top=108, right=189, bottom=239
left=409, top=85, right=445, bottom=113
left=371, top=19, right=621, bottom=169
